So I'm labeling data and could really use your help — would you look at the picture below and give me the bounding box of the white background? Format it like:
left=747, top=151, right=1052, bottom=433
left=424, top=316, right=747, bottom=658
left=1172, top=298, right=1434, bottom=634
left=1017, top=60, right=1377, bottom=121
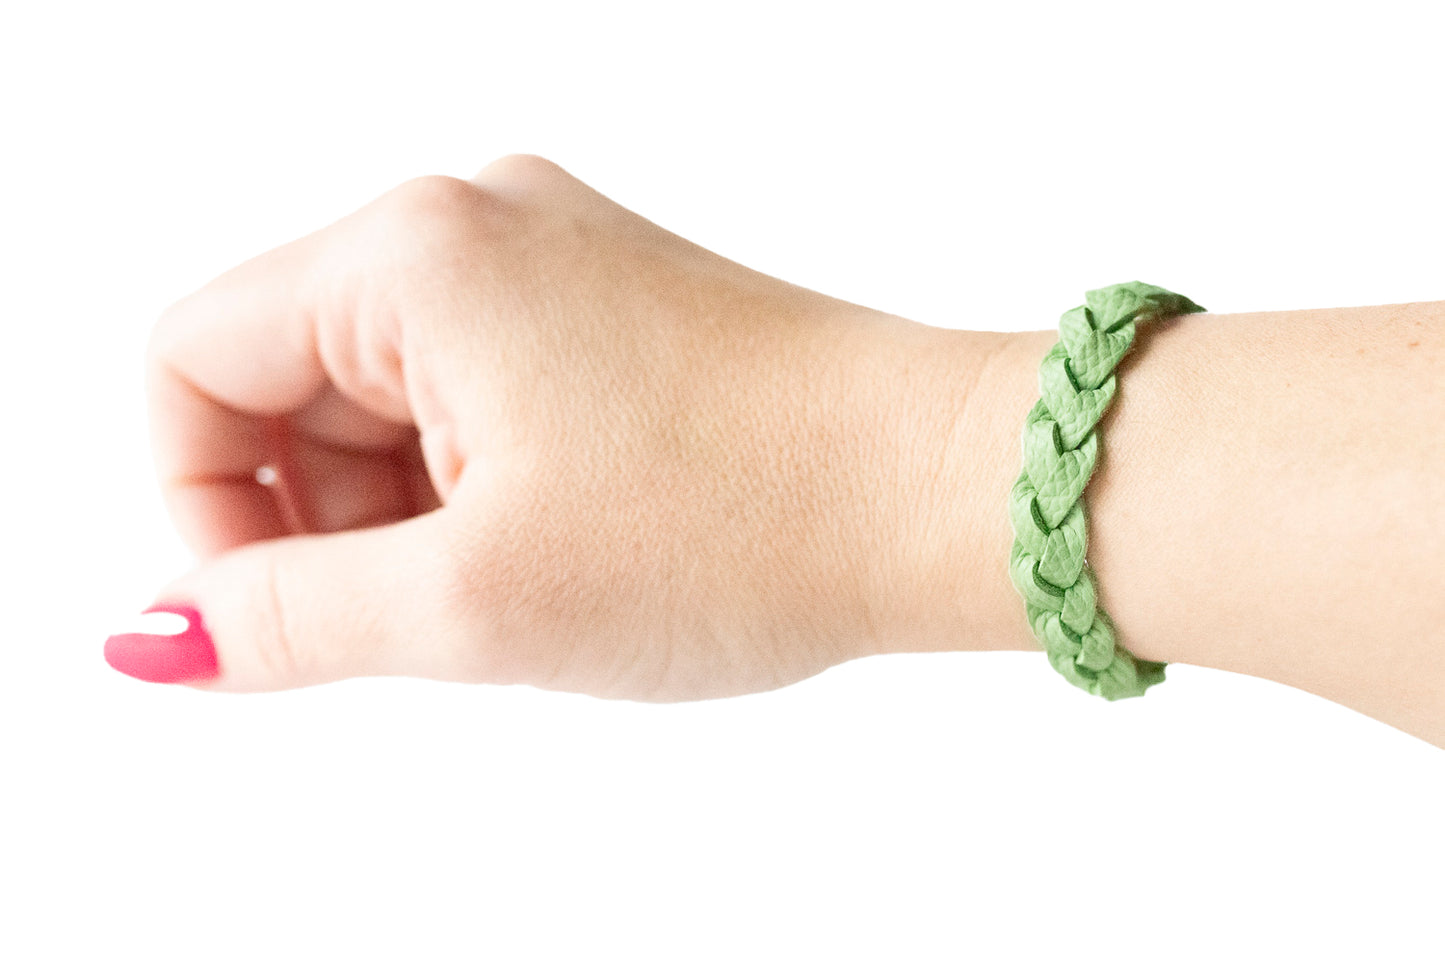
left=2, top=1, right=1443, bottom=959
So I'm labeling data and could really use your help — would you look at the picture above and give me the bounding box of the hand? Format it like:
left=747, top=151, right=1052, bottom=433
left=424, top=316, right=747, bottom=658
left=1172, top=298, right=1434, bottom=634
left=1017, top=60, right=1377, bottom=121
left=112, top=155, right=1004, bottom=699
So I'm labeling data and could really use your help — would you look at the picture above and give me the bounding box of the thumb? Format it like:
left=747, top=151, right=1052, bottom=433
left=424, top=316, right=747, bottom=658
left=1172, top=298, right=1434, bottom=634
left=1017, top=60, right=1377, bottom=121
left=104, top=509, right=467, bottom=692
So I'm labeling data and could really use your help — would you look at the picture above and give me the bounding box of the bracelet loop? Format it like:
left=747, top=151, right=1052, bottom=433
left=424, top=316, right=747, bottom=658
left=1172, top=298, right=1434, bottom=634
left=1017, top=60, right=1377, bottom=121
left=1007, top=281, right=1206, bottom=700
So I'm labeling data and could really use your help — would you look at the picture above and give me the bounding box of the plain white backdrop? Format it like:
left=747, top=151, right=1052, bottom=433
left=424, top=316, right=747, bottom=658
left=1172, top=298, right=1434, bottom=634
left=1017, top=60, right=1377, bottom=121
left=2, top=1, right=1443, bottom=959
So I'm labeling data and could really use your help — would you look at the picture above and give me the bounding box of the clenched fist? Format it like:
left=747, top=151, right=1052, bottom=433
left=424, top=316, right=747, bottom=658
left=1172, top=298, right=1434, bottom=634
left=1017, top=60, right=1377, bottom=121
left=107, top=155, right=1014, bottom=700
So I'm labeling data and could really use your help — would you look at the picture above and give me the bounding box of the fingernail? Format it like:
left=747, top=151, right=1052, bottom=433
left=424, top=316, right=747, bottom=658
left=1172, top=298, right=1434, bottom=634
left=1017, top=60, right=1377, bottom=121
left=104, top=602, right=219, bottom=684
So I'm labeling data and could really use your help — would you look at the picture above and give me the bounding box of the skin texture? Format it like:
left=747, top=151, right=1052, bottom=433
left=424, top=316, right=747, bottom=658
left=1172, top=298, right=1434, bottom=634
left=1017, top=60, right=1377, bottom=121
left=138, top=154, right=1445, bottom=747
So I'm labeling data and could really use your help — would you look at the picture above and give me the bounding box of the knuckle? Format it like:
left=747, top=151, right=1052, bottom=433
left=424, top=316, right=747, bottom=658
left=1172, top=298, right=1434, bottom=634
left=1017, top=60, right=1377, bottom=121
left=472, top=153, right=568, bottom=190
left=345, top=174, right=518, bottom=301
left=380, top=174, right=480, bottom=230
left=372, top=174, right=510, bottom=259
left=387, top=172, right=480, bottom=214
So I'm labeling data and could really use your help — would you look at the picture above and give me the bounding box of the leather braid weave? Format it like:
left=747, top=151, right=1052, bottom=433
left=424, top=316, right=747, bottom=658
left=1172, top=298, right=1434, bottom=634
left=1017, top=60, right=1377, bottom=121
left=1008, top=281, right=1206, bottom=700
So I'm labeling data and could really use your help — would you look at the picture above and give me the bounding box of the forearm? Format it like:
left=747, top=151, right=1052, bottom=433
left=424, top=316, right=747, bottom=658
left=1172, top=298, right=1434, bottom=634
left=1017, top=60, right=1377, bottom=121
left=876, top=299, right=1445, bottom=746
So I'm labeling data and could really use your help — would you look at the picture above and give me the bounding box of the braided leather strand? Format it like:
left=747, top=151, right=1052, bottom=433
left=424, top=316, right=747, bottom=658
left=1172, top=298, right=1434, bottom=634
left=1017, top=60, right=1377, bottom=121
left=1008, top=281, right=1206, bottom=700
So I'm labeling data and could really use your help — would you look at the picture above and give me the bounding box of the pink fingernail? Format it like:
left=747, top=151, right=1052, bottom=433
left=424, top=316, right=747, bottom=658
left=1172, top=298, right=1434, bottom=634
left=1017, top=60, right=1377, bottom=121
left=104, top=602, right=219, bottom=684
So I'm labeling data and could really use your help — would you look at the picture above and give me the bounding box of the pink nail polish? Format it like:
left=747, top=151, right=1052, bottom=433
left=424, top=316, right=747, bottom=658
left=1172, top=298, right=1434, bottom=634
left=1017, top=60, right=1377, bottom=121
left=104, top=602, right=219, bottom=684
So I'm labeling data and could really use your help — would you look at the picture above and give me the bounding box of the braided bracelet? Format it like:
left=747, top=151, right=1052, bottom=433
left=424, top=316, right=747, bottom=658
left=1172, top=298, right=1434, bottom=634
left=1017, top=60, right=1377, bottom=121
left=1007, top=281, right=1206, bottom=700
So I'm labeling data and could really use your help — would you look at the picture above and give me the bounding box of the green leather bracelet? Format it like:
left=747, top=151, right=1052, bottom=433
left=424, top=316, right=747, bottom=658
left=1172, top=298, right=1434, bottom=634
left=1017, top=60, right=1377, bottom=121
left=1007, top=281, right=1207, bottom=700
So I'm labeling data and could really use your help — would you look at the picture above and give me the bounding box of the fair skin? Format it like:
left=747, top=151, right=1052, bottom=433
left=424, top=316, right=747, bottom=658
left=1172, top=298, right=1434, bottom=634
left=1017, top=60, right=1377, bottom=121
left=138, top=154, right=1445, bottom=746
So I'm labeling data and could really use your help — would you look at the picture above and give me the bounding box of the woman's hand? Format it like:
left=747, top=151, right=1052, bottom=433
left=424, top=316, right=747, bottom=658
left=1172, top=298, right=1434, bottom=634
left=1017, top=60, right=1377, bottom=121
left=112, top=155, right=1011, bottom=699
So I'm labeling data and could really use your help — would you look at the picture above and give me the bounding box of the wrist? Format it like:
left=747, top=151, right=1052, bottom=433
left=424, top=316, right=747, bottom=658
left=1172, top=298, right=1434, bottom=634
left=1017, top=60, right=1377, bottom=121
left=845, top=314, right=1050, bottom=660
